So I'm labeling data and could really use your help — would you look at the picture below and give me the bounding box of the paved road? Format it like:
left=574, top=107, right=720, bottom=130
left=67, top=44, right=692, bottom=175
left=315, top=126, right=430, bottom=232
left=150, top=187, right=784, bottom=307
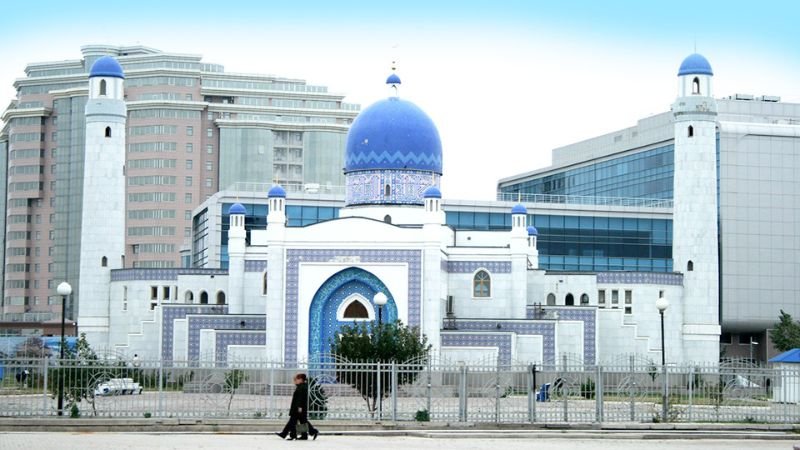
left=0, top=433, right=797, bottom=450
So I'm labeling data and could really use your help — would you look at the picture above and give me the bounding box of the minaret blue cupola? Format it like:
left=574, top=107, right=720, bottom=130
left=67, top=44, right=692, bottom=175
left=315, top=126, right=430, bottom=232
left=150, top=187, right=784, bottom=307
left=89, top=56, right=125, bottom=79
left=268, top=185, right=286, bottom=198
left=344, top=71, right=443, bottom=206
left=229, top=203, right=246, bottom=215
left=527, top=225, right=538, bottom=236
left=677, top=53, right=713, bottom=76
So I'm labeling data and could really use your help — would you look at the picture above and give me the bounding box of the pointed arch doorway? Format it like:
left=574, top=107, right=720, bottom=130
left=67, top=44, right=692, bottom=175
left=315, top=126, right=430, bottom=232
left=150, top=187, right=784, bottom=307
left=308, top=267, right=398, bottom=358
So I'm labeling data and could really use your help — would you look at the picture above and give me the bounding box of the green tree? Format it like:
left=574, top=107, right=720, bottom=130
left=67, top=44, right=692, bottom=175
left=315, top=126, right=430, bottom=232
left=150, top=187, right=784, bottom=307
left=770, top=310, right=800, bottom=352
left=329, top=320, right=430, bottom=414
left=224, top=369, right=247, bottom=414
left=49, top=333, right=103, bottom=416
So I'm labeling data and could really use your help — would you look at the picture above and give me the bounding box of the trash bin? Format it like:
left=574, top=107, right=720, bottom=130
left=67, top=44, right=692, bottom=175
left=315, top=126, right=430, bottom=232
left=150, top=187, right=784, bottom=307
left=536, top=383, right=550, bottom=402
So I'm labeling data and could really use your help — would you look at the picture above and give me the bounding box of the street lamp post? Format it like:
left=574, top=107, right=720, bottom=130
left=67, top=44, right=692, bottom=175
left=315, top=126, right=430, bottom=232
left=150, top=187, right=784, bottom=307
left=56, top=281, right=72, bottom=417
left=373, top=292, right=388, bottom=326
left=655, top=292, right=669, bottom=422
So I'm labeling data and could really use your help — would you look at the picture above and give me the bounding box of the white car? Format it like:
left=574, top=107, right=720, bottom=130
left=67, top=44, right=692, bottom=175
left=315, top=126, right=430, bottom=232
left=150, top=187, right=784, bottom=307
left=94, top=378, right=143, bottom=396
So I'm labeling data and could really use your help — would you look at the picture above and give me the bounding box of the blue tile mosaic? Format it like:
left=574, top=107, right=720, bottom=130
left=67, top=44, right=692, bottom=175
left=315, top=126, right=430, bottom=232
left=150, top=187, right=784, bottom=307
left=284, top=249, right=421, bottom=363
left=214, top=331, right=267, bottom=363
left=596, top=272, right=683, bottom=286
left=449, top=321, right=557, bottom=364
left=187, top=314, right=266, bottom=361
left=111, top=268, right=228, bottom=282
left=444, top=261, right=512, bottom=273
left=244, top=260, right=268, bottom=272
left=161, top=305, right=228, bottom=362
left=440, top=333, right=514, bottom=365
left=346, top=169, right=440, bottom=205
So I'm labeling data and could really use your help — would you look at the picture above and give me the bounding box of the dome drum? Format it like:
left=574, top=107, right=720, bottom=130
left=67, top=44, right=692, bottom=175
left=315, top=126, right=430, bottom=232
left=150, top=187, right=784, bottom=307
left=346, top=169, right=441, bottom=206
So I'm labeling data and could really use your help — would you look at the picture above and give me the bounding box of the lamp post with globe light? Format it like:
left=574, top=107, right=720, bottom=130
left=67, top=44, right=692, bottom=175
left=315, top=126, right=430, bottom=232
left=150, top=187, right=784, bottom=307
left=656, top=292, right=669, bottom=422
left=56, top=281, right=72, bottom=416
left=373, top=292, right=388, bottom=326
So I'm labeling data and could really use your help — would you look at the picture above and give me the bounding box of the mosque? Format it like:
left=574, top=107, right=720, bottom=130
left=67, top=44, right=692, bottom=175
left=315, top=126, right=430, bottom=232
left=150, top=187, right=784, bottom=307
left=76, top=54, right=721, bottom=365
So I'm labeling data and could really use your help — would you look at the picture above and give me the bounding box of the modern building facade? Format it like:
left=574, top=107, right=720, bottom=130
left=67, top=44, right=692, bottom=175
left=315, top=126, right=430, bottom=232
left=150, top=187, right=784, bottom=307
left=499, top=57, right=800, bottom=360
left=1, top=44, right=358, bottom=322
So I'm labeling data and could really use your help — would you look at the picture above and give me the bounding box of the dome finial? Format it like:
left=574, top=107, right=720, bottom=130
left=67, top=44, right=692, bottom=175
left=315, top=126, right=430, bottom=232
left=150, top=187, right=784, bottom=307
left=386, top=60, right=401, bottom=98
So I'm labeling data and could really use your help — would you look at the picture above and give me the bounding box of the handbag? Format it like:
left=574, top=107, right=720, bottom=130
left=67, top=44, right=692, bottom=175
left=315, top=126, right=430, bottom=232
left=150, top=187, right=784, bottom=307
left=296, top=422, right=309, bottom=434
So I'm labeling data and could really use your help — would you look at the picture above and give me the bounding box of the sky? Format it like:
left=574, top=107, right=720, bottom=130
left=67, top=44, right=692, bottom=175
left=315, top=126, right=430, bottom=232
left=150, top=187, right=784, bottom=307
left=0, top=0, right=798, bottom=200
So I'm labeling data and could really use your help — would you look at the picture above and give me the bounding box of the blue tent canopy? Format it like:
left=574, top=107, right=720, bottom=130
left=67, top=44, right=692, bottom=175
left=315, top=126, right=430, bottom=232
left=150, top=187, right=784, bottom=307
left=769, top=348, right=800, bottom=363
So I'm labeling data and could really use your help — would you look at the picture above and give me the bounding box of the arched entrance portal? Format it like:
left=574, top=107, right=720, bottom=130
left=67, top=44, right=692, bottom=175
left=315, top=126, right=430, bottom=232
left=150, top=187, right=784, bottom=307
left=308, top=267, right=398, bottom=357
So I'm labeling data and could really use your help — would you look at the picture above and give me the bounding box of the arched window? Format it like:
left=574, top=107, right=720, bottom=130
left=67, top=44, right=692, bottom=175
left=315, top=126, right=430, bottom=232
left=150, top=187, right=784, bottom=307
left=101, top=256, right=107, bottom=267
left=565, top=293, right=574, bottom=306
left=343, top=301, right=369, bottom=319
left=105, top=126, right=112, bottom=138
left=199, top=291, right=208, bottom=304
left=99, top=79, right=107, bottom=96
left=692, top=77, right=700, bottom=95
left=473, top=270, right=491, bottom=297
left=185, top=291, right=194, bottom=303
left=546, top=293, right=556, bottom=306
left=687, top=260, right=694, bottom=272
left=384, top=184, right=391, bottom=197
left=688, top=125, right=694, bottom=137
left=216, top=291, right=226, bottom=305
left=262, top=272, right=268, bottom=295
left=383, top=215, right=392, bottom=224
left=580, top=293, right=589, bottom=305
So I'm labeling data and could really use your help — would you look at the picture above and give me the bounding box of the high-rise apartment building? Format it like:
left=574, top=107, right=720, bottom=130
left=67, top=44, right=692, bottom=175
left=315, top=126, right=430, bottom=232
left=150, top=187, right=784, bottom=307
left=1, top=44, right=359, bottom=322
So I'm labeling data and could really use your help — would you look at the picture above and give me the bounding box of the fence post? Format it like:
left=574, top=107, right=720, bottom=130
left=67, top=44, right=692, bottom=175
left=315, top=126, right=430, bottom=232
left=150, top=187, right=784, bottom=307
left=158, top=357, right=164, bottom=418
left=42, top=357, right=49, bottom=415
left=688, top=365, right=694, bottom=422
left=426, top=360, right=432, bottom=418
left=377, top=362, right=382, bottom=421
left=391, top=362, right=397, bottom=422
left=269, top=364, right=275, bottom=418
left=629, top=355, right=635, bottom=421
left=495, top=362, right=501, bottom=423
left=561, top=354, right=568, bottom=423
left=661, top=363, right=668, bottom=422
left=527, top=364, right=535, bottom=423
left=595, top=364, right=603, bottom=423
left=458, top=362, right=467, bottom=422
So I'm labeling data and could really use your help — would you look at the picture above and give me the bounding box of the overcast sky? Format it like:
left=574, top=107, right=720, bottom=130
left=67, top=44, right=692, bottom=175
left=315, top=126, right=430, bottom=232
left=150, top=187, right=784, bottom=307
left=1, top=1, right=798, bottom=200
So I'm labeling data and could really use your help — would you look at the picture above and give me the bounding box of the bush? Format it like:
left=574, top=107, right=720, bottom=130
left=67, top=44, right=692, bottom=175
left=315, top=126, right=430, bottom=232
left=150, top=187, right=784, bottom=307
left=415, top=409, right=430, bottom=422
left=581, top=378, right=595, bottom=399
left=143, top=412, right=152, bottom=418
left=69, top=403, right=80, bottom=418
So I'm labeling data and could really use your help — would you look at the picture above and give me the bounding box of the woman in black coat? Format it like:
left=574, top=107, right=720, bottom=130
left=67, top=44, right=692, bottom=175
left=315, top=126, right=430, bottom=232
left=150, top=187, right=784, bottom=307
left=276, top=373, right=319, bottom=440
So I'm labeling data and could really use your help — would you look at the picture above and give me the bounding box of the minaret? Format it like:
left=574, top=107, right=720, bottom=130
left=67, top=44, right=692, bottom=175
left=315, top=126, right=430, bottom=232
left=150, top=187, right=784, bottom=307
left=526, top=225, right=539, bottom=270
left=671, top=53, right=721, bottom=363
left=77, top=56, right=127, bottom=346
left=227, top=203, right=247, bottom=314
left=265, top=185, right=287, bottom=361
left=422, top=186, right=444, bottom=352
left=510, top=204, right=529, bottom=318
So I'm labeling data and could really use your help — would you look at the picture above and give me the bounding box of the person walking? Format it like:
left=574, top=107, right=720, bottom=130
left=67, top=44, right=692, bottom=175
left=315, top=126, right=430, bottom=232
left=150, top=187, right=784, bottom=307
left=276, top=373, right=319, bottom=440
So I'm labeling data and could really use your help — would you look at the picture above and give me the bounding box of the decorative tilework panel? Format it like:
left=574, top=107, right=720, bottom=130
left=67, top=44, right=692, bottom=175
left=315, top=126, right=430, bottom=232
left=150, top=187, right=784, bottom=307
left=445, top=261, right=512, bottom=274
left=111, top=268, right=228, bottom=282
left=524, top=307, right=596, bottom=364
left=285, top=249, right=421, bottom=363
left=449, top=321, right=556, bottom=364
left=596, top=272, right=683, bottom=286
left=214, top=331, right=266, bottom=363
left=187, top=314, right=266, bottom=361
left=346, top=169, right=440, bottom=206
left=161, top=305, right=228, bottom=362
left=440, top=333, right=513, bottom=365
left=308, top=267, right=398, bottom=356
left=244, top=260, right=268, bottom=272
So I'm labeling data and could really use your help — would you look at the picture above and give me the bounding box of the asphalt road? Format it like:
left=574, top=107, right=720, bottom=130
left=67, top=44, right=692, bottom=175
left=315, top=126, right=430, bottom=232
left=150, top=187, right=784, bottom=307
left=0, top=433, right=797, bottom=450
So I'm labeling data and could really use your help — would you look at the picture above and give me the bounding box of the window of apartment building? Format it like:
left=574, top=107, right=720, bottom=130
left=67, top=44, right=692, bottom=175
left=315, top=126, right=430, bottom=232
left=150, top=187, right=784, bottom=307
left=186, top=159, right=193, bottom=169
left=49, top=213, right=55, bottom=223
left=206, top=144, right=213, bottom=154
left=185, top=210, right=192, bottom=220
left=48, top=263, right=53, bottom=273
left=186, top=126, right=193, bottom=136
left=49, top=230, right=54, bottom=240
left=205, top=178, right=213, bottom=188
left=624, top=290, right=632, bottom=315
left=207, top=111, right=213, bottom=120
left=48, top=247, right=54, bottom=256
left=186, top=94, right=193, bottom=101
left=186, top=143, right=193, bottom=153
left=207, top=128, right=213, bottom=138
left=51, top=165, right=56, bottom=174
left=34, top=247, right=40, bottom=257
left=185, top=176, right=192, bottom=186
left=185, top=193, right=192, bottom=204
left=184, top=227, right=191, bottom=237
left=205, top=161, right=213, bottom=171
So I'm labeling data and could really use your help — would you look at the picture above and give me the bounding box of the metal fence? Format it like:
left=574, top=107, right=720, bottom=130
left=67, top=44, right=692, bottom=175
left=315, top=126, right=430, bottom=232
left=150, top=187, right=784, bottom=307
left=1, top=355, right=798, bottom=423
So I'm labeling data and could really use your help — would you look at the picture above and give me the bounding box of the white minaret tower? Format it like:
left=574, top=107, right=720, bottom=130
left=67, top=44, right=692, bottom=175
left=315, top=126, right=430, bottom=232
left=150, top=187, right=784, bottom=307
left=227, top=203, right=247, bottom=314
left=77, top=56, right=127, bottom=346
left=265, top=185, right=287, bottom=361
left=671, top=53, right=721, bottom=363
left=526, top=225, right=539, bottom=270
left=422, top=186, right=444, bottom=352
left=510, top=204, right=529, bottom=318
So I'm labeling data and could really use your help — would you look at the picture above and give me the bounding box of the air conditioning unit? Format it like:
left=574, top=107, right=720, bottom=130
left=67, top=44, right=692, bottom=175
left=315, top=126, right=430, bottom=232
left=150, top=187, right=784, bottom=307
left=446, top=295, right=455, bottom=318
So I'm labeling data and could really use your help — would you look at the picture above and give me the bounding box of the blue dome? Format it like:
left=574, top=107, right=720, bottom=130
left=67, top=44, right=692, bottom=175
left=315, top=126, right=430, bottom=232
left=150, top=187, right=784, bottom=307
left=386, top=73, right=401, bottom=85
left=511, top=204, right=527, bottom=215
left=527, top=225, right=538, bottom=236
left=345, top=97, right=442, bottom=174
left=268, top=185, right=286, bottom=198
left=678, top=53, right=713, bottom=76
left=89, top=56, right=125, bottom=79
left=423, top=186, right=442, bottom=198
left=229, top=203, right=246, bottom=215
